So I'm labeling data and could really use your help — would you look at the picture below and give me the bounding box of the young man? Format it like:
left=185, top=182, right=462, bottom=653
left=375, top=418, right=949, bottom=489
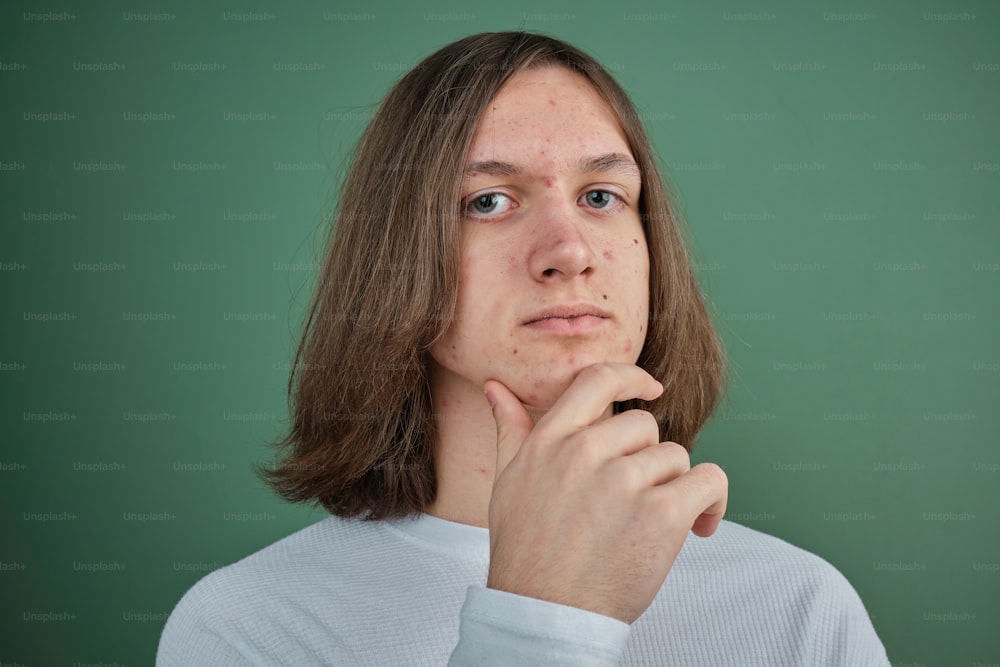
left=158, top=32, right=891, bottom=665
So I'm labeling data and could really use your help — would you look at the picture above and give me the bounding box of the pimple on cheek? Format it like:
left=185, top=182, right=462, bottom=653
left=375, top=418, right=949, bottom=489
left=624, top=339, right=632, bottom=353
left=603, top=250, right=613, bottom=260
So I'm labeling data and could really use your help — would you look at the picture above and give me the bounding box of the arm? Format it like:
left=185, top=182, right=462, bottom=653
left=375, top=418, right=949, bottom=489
left=449, top=587, right=631, bottom=666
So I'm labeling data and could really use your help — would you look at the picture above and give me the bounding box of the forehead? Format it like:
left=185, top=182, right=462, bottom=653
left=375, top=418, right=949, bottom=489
left=465, top=66, right=632, bottom=167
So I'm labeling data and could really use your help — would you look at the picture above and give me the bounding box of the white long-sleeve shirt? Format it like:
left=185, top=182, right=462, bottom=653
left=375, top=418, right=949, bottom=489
left=156, top=513, right=891, bottom=665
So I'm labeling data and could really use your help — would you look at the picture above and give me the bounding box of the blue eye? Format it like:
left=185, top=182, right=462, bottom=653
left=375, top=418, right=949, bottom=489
left=473, top=193, right=500, bottom=214
left=583, top=190, right=617, bottom=209
left=466, top=192, right=514, bottom=218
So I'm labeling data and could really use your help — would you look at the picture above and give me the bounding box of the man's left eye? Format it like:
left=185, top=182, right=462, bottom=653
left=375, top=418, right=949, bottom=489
left=582, top=190, right=618, bottom=209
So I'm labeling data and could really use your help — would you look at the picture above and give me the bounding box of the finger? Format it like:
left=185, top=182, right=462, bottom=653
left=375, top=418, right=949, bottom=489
left=612, top=440, right=691, bottom=485
left=574, top=409, right=662, bottom=459
left=537, top=363, right=664, bottom=436
left=484, top=379, right=534, bottom=483
left=648, top=462, right=728, bottom=537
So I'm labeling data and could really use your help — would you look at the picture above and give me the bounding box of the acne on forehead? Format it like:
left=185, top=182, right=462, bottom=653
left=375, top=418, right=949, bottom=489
left=467, top=67, right=629, bottom=161
left=487, top=95, right=608, bottom=125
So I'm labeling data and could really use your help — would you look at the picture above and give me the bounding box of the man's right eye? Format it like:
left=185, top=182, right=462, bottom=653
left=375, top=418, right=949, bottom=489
left=465, top=192, right=515, bottom=218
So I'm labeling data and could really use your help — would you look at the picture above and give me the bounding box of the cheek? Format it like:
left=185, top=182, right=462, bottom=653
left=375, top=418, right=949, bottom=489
left=612, top=235, right=650, bottom=282
left=633, top=239, right=651, bottom=282
left=451, top=245, right=503, bottom=333
left=626, top=239, right=650, bottom=331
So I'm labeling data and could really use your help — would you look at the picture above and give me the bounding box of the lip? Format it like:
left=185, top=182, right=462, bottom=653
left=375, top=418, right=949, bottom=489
left=522, top=303, right=612, bottom=334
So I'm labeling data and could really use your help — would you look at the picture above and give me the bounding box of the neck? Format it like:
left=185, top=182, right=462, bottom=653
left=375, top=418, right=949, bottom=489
left=424, top=364, right=498, bottom=528
left=423, top=361, right=613, bottom=529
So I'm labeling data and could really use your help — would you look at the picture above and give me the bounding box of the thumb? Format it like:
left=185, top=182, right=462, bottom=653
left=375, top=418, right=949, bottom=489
left=483, top=379, right=534, bottom=484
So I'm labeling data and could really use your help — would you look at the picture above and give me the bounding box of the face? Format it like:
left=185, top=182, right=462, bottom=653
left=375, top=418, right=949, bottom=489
left=429, top=65, right=650, bottom=411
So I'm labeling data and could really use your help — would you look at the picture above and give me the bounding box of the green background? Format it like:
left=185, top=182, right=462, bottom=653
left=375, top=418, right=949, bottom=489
left=2, top=0, right=998, bottom=664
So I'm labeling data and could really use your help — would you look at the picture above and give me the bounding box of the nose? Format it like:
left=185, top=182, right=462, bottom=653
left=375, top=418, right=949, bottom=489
left=525, top=194, right=598, bottom=282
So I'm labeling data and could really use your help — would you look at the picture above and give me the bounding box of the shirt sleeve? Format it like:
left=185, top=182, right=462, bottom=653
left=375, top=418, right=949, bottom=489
left=449, top=586, right=632, bottom=666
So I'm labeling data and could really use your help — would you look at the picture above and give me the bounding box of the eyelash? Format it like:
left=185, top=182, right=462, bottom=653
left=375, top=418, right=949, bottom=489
left=463, top=190, right=627, bottom=220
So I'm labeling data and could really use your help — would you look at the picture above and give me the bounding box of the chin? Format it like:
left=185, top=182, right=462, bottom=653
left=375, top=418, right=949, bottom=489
left=511, top=378, right=572, bottom=412
left=506, top=352, right=619, bottom=411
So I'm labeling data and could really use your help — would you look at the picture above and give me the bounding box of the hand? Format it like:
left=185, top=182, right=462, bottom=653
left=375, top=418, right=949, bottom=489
left=484, top=362, right=728, bottom=624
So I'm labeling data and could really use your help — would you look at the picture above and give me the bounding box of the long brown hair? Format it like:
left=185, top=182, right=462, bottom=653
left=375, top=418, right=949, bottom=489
left=256, top=31, right=728, bottom=520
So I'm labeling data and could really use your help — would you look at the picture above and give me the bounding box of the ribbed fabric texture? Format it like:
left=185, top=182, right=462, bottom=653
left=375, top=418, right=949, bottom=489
left=156, top=514, right=890, bottom=666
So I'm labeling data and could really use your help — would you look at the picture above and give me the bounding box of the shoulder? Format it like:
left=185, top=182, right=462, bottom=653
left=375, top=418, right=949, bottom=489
left=168, top=515, right=370, bottom=613
left=157, top=516, right=371, bottom=664
left=699, top=518, right=825, bottom=561
left=647, top=520, right=890, bottom=665
left=687, top=519, right=862, bottom=601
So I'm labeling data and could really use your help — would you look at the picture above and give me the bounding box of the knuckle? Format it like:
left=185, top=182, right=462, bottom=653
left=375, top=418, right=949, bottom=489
left=566, top=430, right=604, bottom=468
left=694, top=461, right=728, bottom=488
left=660, top=441, right=691, bottom=471
left=605, top=458, right=643, bottom=489
left=580, top=362, right=618, bottom=387
left=626, top=408, right=659, bottom=433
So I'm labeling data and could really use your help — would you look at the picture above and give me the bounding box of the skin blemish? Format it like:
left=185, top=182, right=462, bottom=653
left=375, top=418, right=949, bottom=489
left=602, top=294, right=607, bottom=300
left=512, top=348, right=518, bottom=355
left=624, top=340, right=632, bottom=353
left=544, top=178, right=553, bottom=188
left=548, top=99, right=556, bottom=106
left=603, top=250, right=613, bottom=260
left=633, top=238, right=639, bottom=245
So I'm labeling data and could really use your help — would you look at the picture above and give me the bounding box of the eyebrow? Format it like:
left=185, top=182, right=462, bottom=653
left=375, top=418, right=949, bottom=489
left=462, top=152, right=641, bottom=181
